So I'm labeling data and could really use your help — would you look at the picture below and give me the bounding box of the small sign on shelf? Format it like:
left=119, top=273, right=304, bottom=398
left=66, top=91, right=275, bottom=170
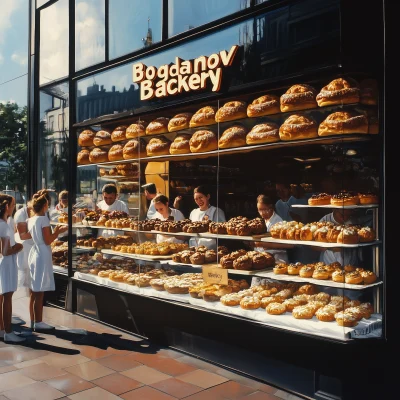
left=202, top=265, right=228, bottom=285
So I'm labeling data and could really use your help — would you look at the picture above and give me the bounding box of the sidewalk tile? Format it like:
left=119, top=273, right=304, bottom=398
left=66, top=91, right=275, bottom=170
left=91, top=372, right=143, bottom=395
left=68, top=386, right=120, bottom=400
left=240, top=392, right=282, bottom=400
left=18, top=363, right=66, bottom=381
left=149, top=358, right=197, bottom=376
left=120, top=386, right=178, bottom=400
left=2, top=381, right=65, bottom=400
left=176, top=369, right=229, bottom=389
left=64, top=361, right=114, bottom=381
left=121, top=365, right=171, bottom=385
left=202, top=381, right=256, bottom=399
left=150, top=377, right=204, bottom=398
left=38, top=353, right=90, bottom=368
left=45, top=372, right=95, bottom=395
left=0, top=370, right=36, bottom=392
left=95, top=354, right=142, bottom=372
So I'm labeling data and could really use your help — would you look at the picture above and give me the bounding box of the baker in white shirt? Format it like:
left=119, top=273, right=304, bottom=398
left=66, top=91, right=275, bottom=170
left=142, top=183, right=160, bottom=220
left=97, top=184, right=129, bottom=238
left=150, top=194, right=186, bottom=244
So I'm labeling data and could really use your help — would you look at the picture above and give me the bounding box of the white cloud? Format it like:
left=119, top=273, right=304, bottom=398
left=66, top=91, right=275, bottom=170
left=0, top=0, right=23, bottom=44
left=11, top=52, right=27, bottom=66
left=0, top=99, right=16, bottom=104
left=0, top=53, right=4, bottom=64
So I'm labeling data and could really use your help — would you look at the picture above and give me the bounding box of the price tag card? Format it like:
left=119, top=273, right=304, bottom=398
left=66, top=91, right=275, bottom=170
left=202, top=265, right=228, bottom=285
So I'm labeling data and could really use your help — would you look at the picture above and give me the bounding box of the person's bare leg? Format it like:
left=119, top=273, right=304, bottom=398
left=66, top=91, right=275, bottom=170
left=3, top=292, right=13, bottom=333
left=29, top=289, right=34, bottom=323
left=32, top=291, right=44, bottom=322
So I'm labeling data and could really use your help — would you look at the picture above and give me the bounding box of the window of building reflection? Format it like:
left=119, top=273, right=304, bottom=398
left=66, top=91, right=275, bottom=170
left=38, top=82, right=69, bottom=194
left=39, top=0, right=69, bottom=85
left=168, top=0, right=250, bottom=37
left=109, top=0, right=162, bottom=60
left=75, top=0, right=105, bottom=71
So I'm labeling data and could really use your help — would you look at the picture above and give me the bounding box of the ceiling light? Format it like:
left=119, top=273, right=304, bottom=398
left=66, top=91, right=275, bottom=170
left=304, top=165, right=312, bottom=169
left=346, top=149, right=357, bottom=156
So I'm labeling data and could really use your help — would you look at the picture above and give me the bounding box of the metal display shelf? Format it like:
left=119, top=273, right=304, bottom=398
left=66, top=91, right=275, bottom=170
left=260, top=237, right=381, bottom=248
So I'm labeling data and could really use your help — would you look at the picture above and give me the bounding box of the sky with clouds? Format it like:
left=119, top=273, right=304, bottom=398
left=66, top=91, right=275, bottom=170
left=0, top=0, right=28, bottom=107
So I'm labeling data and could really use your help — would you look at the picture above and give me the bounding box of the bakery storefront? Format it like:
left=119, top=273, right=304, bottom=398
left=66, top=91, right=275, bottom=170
left=29, top=0, right=388, bottom=399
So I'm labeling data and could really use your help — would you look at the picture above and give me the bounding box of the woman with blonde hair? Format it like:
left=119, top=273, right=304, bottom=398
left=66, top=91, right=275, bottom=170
left=0, top=194, right=24, bottom=343
left=27, top=192, right=67, bottom=331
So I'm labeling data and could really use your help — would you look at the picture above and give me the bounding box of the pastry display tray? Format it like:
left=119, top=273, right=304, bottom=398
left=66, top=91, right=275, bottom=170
left=166, top=260, right=273, bottom=275
left=260, top=237, right=381, bottom=248
left=292, top=204, right=378, bottom=209
left=102, top=249, right=172, bottom=260
left=254, top=271, right=383, bottom=290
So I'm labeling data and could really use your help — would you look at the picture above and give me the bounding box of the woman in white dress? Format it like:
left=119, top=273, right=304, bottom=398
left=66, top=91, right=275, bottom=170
left=27, top=193, right=67, bottom=331
left=151, top=194, right=186, bottom=244
left=0, top=194, right=24, bottom=343
left=189, top=185, right=226, bottom=249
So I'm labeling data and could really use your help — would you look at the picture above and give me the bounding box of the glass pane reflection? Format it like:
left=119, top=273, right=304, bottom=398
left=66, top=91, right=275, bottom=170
left=109, top=0, right=162, bottom=60
left=75, top=0, right=105, bottom=71
left=39, top=0, right=69, bottom=85
left=168, top=0, right=250, bottom=37
left=39, top=82, right=69, bottom=195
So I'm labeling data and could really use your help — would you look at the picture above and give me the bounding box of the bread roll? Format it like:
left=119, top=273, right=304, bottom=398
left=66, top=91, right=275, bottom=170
left=126, top=121, right=147, bottom=138
left=189, top=130, right=218, bottom=153
left=78, top=129, right=96, bottom=147
left=279, top=114, right=318, bottom=141
left=168, top=113, right=193, bottom=132
left=360, top=78, right=378, bottom=105
left=280, top=84, right=317, bottom=112
left=116, top=163, right=139, bottom=172
left=318, top=111, right=368, bottom=136
left=111, top=126, right=127, bottom=142
left=247, top=94, right=280, bottom=117
left=170, top=134, right=191, bottom=154
left=89, top=147, right=108, bottom=163
left=93, top=130, right=112, bottom=146
left=146, top=117, right=169, bottom=135
left=246, top=123, right=280, bottom=145
left=123, top=138, right=147, bottom=159
left=189, top=106, right=217, bottom=127
left=108, top=144, right=124, bottom=161
left=218, top=125, right=248, bottom=149
left=316, top=78, right=360, bottom=107
left=77, top=149, right=90, bottom=165
left=215, top=101, right=247, bottom=122
left=146, top=137, right=171, bottom=156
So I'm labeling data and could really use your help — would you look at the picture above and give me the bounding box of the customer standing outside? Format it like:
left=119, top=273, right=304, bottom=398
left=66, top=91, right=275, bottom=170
left=0, top=194, right=24, bottom=343
left=27, top=193, right=67, bottom=331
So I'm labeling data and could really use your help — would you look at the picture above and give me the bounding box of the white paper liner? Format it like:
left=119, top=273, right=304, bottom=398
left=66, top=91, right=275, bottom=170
left=53, top=265, right=68, bottom=274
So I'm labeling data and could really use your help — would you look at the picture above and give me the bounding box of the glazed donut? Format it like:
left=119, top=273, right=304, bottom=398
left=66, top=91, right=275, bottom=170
left=358, top=192, right=379, bottom=205
left=108, top=144, right=124, bottom=161
left=247, top=94, right=280, bottom=117
left=313, top=292, right=331, bottom=304
left=123, top=138, right=148, bottom=159
left=318, top=111, right=368, bottom=136
left=334, top=311, right=358, bottom=327
left=316, top=77, right=360, bottom=107
left=77, top=149, right=90, bottom=165
left=246, top=123, right=280, bottom=145
left=282, top=298, right=302, bottom=312
left=89, top=147, right=108, bottom=163
left=337, top=227, right=359, bottom=244
left=126, top=121, right=147, bottom=138
left=168, top=113, right=192, bottom=132
left=218, top=125, right=248, bottom=149
left=330, top=191, right=360, bottom=206
left=315, top=305, right=336, bottom=322
left=189, top=106, right=217, bottom=127
left=360, top=270, right=377, bottom=285
left=170, top=134, right=191, bottom=155
left=93, top=130, right=112, bottom=146
left=345, top=271, right=363, bottom=284
left=215, top=101, right=247, bottom=122
left=307, top=301, right=326, bottom=313
left=146, top=117, right=169, bottom=135
left=220, top=293, right=243, bottom=307
left=359, top=78, right=378, bottom=105
left=146, top=137, right=171, bottom=156
left=279, top=114, right=318, bottom=141
left=111, top=126, right=128, bottom=142
left=357, top=226, right=376, bottom=243
left=266, top=302, right=286, bottom=315
left=280, top=84, right=318, bottom=112
left=292, top=305, right=314, bottom=319
left=240, top=296, right=261, bottom=310
left=308, top=193, right=332, bottom=206
left=78, top=129, right=96, bottom=147
left=189, top=130, right=218, bottom=153
left=260, top=296, right=281, bottom=308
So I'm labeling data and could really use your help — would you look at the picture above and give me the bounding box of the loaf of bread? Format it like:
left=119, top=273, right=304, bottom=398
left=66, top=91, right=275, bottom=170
left=215, top=101, right=247, bottom=122
left=189, top=130, right=218, bottom=153
left=123, top=138, right=148, bottom=159
left=78, top=129, right=96, bottom=147
left=111, top=126, right=127, bottom=142
left=189, top=106, right=217, bottom=127
left=77, top=149, right=90, bottom=164
left=280, top=84, right=317, bottom=112
left=146, top=117, right=169, bottom=135
left=247, top=94, right=280, bottom=117
left=93, top=130, right=112, bottom=146
left=108, top=144, right=124, bottom=161
left=89, top=147, right=108, bottom=163
left=170, top=134, right=191, bottom=154
left=279, top=114, right=318, bottom=141
left=168, top=113, right=192, bottom=132
left=218, top=125, right=248, bottom=149
left=316, top=77, right=360, bottom=107
left=246, top=123, right=280, bottom=145
left=146, top=136, right=171, bottom=156
left=126, top=121, right=147, bottom=138
left=318, top=111, right=368, bottom=136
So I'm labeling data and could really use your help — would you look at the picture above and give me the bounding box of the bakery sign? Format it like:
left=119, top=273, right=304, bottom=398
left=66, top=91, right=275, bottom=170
left=133, top=45, right=239, bottom=100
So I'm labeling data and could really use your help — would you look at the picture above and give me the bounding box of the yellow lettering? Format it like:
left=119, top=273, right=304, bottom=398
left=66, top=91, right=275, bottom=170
left=169, top=57, right=181, bottom=77
left=220, top=45, right=239, bottom=66
left=146, top=66, right=157, bottom=80
left=167, top=78, right=178, bottom=95
left=207, top=53, right=221, bottom=70
left=188, top=74, right=201, bottom=90
left=140, top=80, right=154, bottom=100
left=194, top=56, right=207, bottom=73
left=180, top=60, right=192, bottom=75
left=209, top=68, right=222, bottom=92
left=155, top=80, right=167, bottom=98
left=158, top=65, right=169, bottom=81
left=133, top=62, right=146, bottom=83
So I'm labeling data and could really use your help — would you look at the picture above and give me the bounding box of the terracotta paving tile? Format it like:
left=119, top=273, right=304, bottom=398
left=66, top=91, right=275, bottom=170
left=45, top=372, right=96, bottom=395
left=240, top=391, right=282, bottom=400
left=150, top=377, right=204, bottom=398
left=77, top=346, right=128, bottom=360
left=175, top=355, right=220, bottom=372
left=14, top=359, right=46, bottom=369
left=120, top=385, right=178, bottom=400
left=0, top=348, right=31, bottom=363
left=95, top=354, right=143, bottom=372
left=157, top=348, right=184, bottom=359
left=64, top=361, right=115, bottom=381
left=91, top=372, right=143, bottom=395
left=38, top=353, right=91, bottom=368
left=203, top=380, right=256, bottom=399
left=126, top=352, right=167, bottom=366
left=2, top=381, right=65, bottom=400
left=18, top=362, right=66, bottom=381
left=121, top=365, right=172, bottom=385
left=176, top=369, right=229, bottom=389
left=150, top=358, right=197, bottom=376
left=0, top=370, right=36, bottom=392
left=182, top=388, right=226, bottom=400
left=272, top=389, right=304, bottom=400
left=0, top=365, right=17, bottom=374
left=68, top=386, right=120, bottom=400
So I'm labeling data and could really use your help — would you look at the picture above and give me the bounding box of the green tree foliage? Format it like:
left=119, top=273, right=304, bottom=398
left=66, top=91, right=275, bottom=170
left=0, top=102, right=28, bottom=192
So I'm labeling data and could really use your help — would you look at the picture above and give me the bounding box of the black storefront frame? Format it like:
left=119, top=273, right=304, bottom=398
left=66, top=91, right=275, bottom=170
left=27, top=1, right=389, bottom=399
